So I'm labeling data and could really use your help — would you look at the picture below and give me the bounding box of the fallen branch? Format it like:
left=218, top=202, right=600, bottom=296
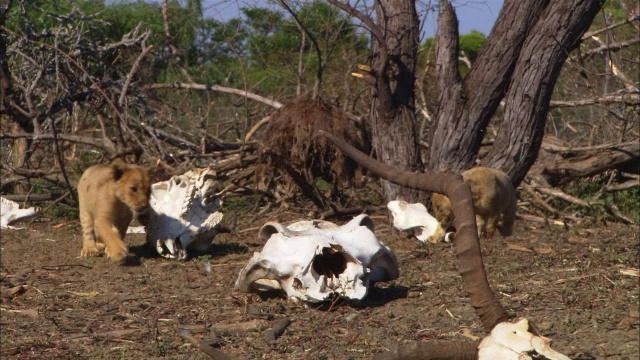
left=176, top=329, right=233, bottom=360
left=244, top=116, right=271, bottom=143
left=533, top=185, right=591, bottom=208
left=0, top=132, right=117, bottom=154
left=65, top=328, right=140, bottom=340
left=540, top=141, right=639, bottom=185
left=210, top=320, right=265, bottom=335
left=141, top=82, right=283, bottom=109
left=540, top=139, right=639, bottom=154
left=520, top=182, right=562, bottom=215
left=263, top=318, right=293, bottom=344
left=516, top=213, right=567, bottom=226
left=549, top=93, right=640, bottom=108
left=603, top=178, right=639, bottom=192
left=0, top=193, right=64, bottom=202
left=604, top=203, right=636, bottom=225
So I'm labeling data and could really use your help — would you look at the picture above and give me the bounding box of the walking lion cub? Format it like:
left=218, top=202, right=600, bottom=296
left=431, top=167, right=517, bottom=239
left=78, top=159, right=151, bottom=263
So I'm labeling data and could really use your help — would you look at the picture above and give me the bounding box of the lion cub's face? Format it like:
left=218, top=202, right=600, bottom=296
left=112, top=161, right=151, bottom=214
left=431, top=193, right=454, bottom=226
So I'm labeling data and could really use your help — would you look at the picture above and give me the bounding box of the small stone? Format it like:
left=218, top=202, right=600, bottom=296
left=346, top=313, right=358, bottom=322
left=537, top=321, right=554, bottom=332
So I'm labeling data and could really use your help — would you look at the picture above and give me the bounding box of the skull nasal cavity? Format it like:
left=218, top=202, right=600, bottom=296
left=312, top=248, right=347, bottom=277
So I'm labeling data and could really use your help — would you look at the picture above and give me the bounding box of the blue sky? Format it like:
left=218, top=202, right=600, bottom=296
left=201, top=0, right=504, bottom=39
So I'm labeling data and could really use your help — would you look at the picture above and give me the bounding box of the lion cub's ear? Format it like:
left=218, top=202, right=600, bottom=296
left=111, top=159, right=129, bottom=181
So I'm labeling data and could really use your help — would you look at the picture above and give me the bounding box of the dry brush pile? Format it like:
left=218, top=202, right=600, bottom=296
left=1, top=1, right=638, bottom=226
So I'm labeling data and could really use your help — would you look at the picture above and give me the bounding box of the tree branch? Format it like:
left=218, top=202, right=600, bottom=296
left=582, top=14, right=640, bottom=39
left=277, top=0, right=323, bottom=97
left=1, top=133, right=117, bottom=154
left=435, top=0, right=461, bottom=91
left=140, top=82, right=283, bottom=109
left=119, top=30, right=153, bottom=106
left=581, top=36, right=640, bottom=58
left=327, top=0, right=388, bottom=78
left=550, top=93, right=640, bottom=108
left=541, top=139, right=639, bottom=154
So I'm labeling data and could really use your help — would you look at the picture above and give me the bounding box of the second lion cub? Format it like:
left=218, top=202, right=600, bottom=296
left=431, top=166, right=517, bottom=238
left=78, top=159, right=151, bottom=263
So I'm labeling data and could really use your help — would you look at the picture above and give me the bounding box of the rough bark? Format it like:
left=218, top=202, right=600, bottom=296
left=538, top=141, right=639, bottom=186
left=369, top=0, right=425, bottom=203
left=428, top=0, right=603, bottom=189
left=428, top=0, right=549, bottom=174
left=484, top=0, right=603, bottom=185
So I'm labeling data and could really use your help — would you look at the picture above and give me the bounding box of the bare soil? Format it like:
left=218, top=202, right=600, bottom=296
left=1, top=208, right=638, bottom=359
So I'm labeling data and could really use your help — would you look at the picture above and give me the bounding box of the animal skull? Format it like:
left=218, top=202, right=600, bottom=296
left=1, top=197, right=40, bottom=230
left=145, top=168, right=225, bottom=260
left=387, top=200, right=445, bottom=243
left=478, top=319, right=570, bottom=360
left=235, top=214, right=399, bottom=302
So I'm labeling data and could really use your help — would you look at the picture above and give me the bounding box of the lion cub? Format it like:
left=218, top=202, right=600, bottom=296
left=78, top=159, right=151, bottom=263
left=431, top=167, right=517, bottom=239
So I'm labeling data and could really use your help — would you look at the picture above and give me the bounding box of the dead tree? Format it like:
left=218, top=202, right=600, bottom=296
left=330, top=0, right=603, bottom=205
left=429, top=0, right=603, bottom=187
left=328, top=0, right=425, bottom=204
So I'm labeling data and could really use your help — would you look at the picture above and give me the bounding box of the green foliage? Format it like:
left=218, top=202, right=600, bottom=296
left=224, top=195, right=262, bottom=216
left=459, top=30, right=487, bottom=60
left=600, top=1, right=630, bottom=22
left=239, top=1, right=369, bottom=94
left=95, top=1, right=164, bottom=41
left=420, top=29, right=487, bottom=67
left=48, top=204, right=80, bottom=221
left=558, top=176, right=640, bottom=223
left=197, top=254, right=212, bottom=262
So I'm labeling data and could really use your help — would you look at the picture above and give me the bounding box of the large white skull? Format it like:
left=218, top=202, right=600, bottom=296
left=235, top=214, right=399, bottom=302
left=478, top=319, right=570, bottom=360
left=1, top=197, right=40, bottom=230
left=145, top=168, right=225, bottom=260
left=387, top=200, right=445, bottom=243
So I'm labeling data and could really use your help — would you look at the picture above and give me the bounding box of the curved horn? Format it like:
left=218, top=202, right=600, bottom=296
left=320, top=130, right=509, bottom=330
left=371, top=341, right=478, bottom=360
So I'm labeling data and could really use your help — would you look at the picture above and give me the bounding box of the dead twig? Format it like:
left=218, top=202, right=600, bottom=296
left=176, top=329, right=234, bottom=360
left=533, top=185, right=591, bottom=208
left=603, top=204, right=636, bottom=225
left=41, top=264, right=93, bottom=270
left=263, top=318, right=293, bottom=344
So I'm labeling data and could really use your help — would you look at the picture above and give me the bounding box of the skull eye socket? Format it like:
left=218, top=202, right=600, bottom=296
left=312, top=247, right=348, bottom=278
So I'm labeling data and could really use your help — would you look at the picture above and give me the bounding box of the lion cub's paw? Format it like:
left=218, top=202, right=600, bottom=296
left=105, top=243, right=129, bottom=264
left=80, top=245, right=100, bottom=258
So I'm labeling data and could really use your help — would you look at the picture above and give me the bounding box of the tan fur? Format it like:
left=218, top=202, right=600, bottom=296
left=78, top=159, right=151, bottom=263
left=431, top=167, right=517, bottom=238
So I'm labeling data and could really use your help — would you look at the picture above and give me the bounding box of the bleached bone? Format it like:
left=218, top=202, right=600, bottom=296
left=145, top=168, right=225, bottom=260
left=235, top=214, right=399, bottom=303
left=387, top=200, right=444, bottom=243
left=478, top=318, right=570, bottom=360
left=1, top=197, right=40, bottom=230
left=126, top=226, right=146, bottom=234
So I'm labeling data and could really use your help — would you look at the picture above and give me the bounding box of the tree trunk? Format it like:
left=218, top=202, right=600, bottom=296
left=428, top=0, right=549, bottom=174
left=484, top=0, right=602, bottom=185
left=428, top=0, right=602, bottom=188
left=370, top=0, right=424, bottom=203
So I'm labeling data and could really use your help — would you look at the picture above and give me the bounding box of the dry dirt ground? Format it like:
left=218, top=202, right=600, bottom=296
left=1, top=208, right=638, bottom=360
